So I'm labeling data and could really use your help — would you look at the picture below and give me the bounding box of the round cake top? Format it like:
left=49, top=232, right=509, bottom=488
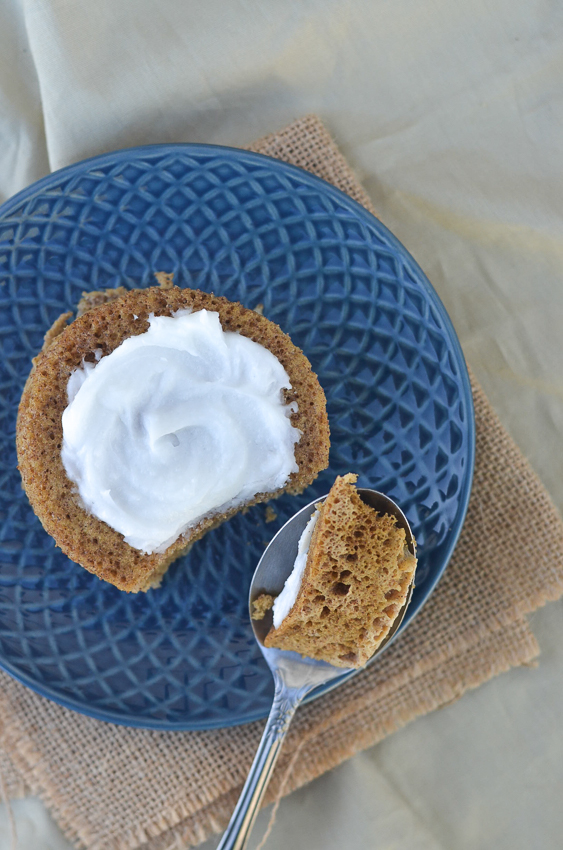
left=16, top=286, right=330, bottom=591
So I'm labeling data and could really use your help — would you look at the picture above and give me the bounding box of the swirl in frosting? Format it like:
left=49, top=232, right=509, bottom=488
left=61, top=309, right=300, bottom=553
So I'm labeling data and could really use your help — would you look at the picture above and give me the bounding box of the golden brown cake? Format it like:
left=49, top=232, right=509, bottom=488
left=252, top=474, right=416, bottom=668
left=16, top=284, right=330, bottom=592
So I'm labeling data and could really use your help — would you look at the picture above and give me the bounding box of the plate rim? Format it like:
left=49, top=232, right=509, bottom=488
left=0, top=142, right=475, bottom=729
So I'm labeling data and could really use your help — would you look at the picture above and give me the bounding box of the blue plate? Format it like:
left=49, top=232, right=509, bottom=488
left=0, top=145, right=474, bottom=729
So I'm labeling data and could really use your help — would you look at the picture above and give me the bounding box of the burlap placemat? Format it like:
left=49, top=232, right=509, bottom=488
left=1, top=115, right=563, bottom=850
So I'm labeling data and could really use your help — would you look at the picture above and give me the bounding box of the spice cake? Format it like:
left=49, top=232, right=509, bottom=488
left=16, top=281, right=330, bottom=592
left=252, top=474, right=416, bottom=668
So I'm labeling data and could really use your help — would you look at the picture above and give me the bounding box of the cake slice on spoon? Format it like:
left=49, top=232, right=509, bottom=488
left=252, top=473, right=417, bottom=668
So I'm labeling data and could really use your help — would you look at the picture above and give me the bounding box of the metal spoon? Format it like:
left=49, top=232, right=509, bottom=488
left=217, top=489, right=416, bottom=850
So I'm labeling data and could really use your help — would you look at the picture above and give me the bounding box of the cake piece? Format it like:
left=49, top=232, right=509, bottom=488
left=252, top=474, right=416, bottom=668
left=16, top=284, right=330, bottom=592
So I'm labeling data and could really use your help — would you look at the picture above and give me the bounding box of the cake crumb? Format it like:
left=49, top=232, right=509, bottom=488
left=265, top=505, right=277, bottom=523
left=251, top=594, right=275, bottom=620
left=253, top=303, right=264, bottom=315
left=154, top=271, right=174, bottom=289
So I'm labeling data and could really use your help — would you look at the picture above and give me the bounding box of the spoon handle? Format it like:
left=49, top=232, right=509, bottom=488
left=216, top=675, right=309, bottom=850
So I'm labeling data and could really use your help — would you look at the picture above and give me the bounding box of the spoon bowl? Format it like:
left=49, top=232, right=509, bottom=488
left=217, top=489, right=416, bottom=850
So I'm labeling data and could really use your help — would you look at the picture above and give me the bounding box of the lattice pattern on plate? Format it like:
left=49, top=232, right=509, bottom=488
left=0, top=146, right=474, bottom=729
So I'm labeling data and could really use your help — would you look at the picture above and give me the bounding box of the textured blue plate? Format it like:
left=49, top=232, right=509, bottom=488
left=0, top=145, right=474, bottom=729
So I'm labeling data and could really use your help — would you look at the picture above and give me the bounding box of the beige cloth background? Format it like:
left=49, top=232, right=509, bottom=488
left=0, top=1, right=562, bottom=849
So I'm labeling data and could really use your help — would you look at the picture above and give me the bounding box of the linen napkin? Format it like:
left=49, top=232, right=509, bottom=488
left=1, top=115, right=562, bottom=850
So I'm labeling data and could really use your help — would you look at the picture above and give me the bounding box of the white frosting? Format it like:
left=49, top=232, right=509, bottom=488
left=61, top=309, right=300, bottom=553
left=273, top=509, right=319, bottom=629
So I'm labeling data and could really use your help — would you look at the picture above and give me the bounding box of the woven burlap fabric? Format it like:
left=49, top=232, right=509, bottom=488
left=1, top=115, right=563, bottom=850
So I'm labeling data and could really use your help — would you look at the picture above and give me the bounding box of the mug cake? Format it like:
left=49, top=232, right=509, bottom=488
left=17, top=280, right=330, bottom=592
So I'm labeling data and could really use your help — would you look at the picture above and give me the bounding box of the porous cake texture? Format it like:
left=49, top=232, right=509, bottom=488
left=254, top=474, right=416, bottom=668
left=16, top=283, right=330, bottom=592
